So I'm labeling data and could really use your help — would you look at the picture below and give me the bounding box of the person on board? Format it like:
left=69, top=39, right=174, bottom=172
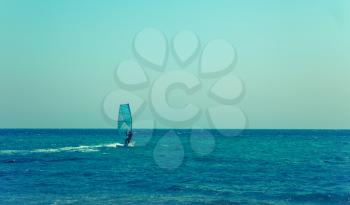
left=124, top=130, right=133, bottom=146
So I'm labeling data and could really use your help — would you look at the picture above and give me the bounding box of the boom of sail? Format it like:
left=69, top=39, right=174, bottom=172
left=117, top=104, right=132, bottom=138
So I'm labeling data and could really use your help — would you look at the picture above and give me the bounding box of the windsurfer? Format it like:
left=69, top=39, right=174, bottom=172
left=124, top=130, right=133, bottom=146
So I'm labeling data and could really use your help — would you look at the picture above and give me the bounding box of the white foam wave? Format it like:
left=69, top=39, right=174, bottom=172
left=0, top=143, right=127, bottom=155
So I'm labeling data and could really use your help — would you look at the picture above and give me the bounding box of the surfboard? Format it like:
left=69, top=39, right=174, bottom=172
left=115, top=142, right=135, bottom=148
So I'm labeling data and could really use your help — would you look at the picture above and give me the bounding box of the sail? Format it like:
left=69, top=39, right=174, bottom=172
left=117, top=104, right=132, bottom=138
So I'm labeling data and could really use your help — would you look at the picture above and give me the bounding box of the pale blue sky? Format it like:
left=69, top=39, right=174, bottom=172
left=0, top=0, right=349, bottom=128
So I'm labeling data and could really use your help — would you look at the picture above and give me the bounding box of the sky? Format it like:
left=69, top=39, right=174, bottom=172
left=0, top=0, right=349, bottom=129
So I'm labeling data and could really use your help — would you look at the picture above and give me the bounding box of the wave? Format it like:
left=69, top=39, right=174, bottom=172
left=288, top=192, right=350, bottom=203
left=0, top=143, right=125, bottom=155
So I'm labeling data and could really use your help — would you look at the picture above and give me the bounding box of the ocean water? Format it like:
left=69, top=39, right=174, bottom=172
left=0, top=129, right=350, bottom=205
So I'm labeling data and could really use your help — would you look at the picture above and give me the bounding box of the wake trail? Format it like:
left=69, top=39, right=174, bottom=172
left=0, top=143, right=126, bottom=155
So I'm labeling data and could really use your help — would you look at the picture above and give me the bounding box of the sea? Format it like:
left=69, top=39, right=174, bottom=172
left=0, top=129, right=349, bottom=205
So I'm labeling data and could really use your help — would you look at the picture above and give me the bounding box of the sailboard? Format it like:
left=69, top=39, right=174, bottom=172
left=117, top=103, right=133, bottom=147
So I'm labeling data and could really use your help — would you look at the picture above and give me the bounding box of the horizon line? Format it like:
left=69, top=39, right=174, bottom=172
left=1, top=128, right=350, bottom=130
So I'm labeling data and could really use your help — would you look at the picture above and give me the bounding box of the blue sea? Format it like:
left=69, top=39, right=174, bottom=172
left=1, top=129, right=350, bottom=205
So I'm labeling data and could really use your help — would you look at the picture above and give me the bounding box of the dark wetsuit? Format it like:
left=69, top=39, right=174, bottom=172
left=124, top=131, right=132, bottom=146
